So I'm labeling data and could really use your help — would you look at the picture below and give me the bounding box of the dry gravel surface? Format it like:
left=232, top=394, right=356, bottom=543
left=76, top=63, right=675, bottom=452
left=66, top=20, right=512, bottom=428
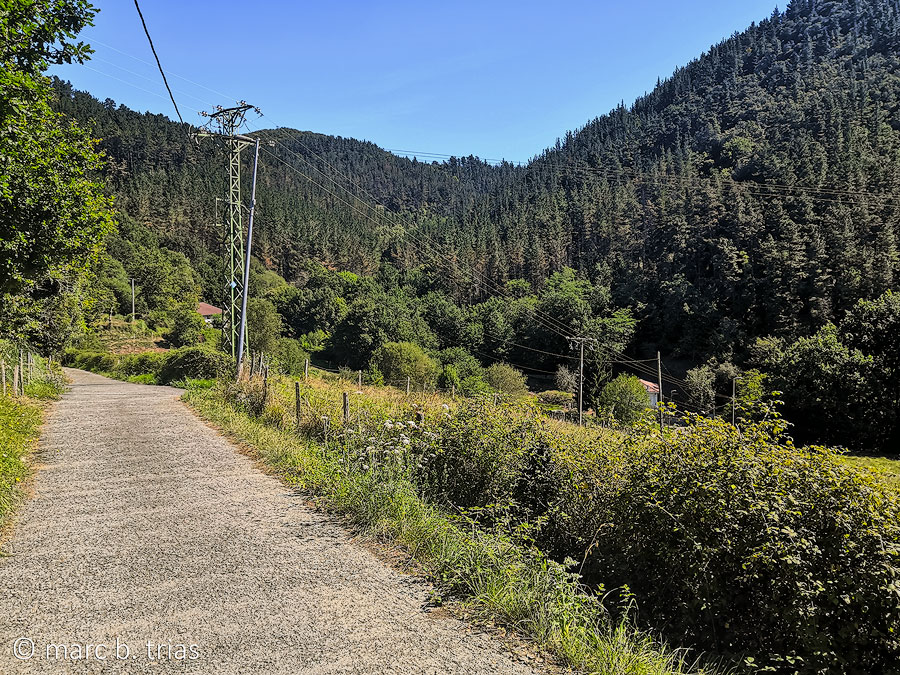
left=0, top=369, right=539, bottom=674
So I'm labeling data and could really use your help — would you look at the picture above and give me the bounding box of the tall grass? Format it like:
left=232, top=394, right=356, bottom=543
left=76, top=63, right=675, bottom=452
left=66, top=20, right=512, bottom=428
left=185, top=382, right=709, bottom=675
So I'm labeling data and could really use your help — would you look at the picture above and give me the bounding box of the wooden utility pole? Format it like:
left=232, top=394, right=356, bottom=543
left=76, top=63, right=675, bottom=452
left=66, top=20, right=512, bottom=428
left=569, top=337, right=595, bottom=427
left=657, top=351, right=664, bottom=434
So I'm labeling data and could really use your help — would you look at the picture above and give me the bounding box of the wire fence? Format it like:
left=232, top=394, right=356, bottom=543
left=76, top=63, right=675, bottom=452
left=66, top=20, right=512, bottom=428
left=0, top=342, right=60, bottom=398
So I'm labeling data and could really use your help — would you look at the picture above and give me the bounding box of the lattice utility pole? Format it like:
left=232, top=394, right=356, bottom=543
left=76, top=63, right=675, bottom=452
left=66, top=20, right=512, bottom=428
left=198, top=103, right=259, bottom=360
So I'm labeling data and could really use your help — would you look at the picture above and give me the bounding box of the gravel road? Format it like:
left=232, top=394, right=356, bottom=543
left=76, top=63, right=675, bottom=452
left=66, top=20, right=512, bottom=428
left=0, top=369, right=538, bottom=674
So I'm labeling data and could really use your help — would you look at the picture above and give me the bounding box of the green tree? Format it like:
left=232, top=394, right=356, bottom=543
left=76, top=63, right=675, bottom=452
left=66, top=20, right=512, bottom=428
left=597, top=374, right=650, bottom=426
left=0, top=1, right=114, bottom=349
left=247, top=298, right=283, bottom=354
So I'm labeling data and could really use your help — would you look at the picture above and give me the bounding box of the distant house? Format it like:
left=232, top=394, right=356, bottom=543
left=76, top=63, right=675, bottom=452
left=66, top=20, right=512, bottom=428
left=638, top=378, right=660, bottom=408
left=197, top=302, right=222, bottom=325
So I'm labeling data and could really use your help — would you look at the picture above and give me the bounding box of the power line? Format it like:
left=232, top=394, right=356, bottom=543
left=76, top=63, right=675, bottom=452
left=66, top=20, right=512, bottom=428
left=263, top=132, right=581, bottom=340
left=133, top=0, right=185, bottom=127
left=91, top=56, right=214, bottom=109
left=259, top=130, right=704, bottom=394
left=92, top=39, right=239, bottom=102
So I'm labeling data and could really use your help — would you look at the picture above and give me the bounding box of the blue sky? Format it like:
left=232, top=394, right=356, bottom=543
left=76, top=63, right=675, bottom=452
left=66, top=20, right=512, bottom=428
left=50, top=1, right=779, bottom=161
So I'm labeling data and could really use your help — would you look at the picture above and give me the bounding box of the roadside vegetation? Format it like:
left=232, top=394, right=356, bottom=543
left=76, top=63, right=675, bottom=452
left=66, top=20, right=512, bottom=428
left=186, top=374, right=708, bottom=675
left=170, top=365, right=898, bottom=675
left=0, top=343, right=66, bottom=536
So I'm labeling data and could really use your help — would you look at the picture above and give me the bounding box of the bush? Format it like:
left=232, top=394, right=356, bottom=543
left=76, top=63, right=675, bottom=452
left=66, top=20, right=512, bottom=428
left=372, top=341, right=437, bottom=387
left=158, top=347, right=232, bottom=384
left=64, top=349, right=116, bottom=373
left=484, top=362, right=528, bottom=396
left=167, top=308, right=204, bottom=348
left=597, top=373, right=650, bottom=425
left=459, top=374, right=491, bottom=397
left=118, top=351, right=166, bottom=377
left=556, top=407, right=900, bottom=673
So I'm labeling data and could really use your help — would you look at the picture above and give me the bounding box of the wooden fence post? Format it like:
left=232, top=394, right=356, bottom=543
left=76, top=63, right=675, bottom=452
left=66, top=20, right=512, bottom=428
left=343, top=392, right=350, bottom=426
left=295, top=381, right=301, bottom=428
left=304, top=358, right=309, bottom=381
left=406, top=376, right=410, bottom=396
left=13, top=364, right=19, bottom=397
left=358, top=370, right=362, bottom=390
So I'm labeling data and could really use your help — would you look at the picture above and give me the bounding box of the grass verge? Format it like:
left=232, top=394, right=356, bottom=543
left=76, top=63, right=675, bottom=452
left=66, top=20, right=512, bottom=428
left=184, top=384, right=709, bottom=675
left=0, top=396, right=42, bottom=534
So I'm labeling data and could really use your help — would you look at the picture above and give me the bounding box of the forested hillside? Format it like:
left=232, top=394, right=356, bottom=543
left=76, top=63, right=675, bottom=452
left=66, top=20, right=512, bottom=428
left=52, top=0, right=900, bottom=451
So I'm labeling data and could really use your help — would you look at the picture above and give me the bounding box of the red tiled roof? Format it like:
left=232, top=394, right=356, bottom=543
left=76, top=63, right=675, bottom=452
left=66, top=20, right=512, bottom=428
left=638, top=378, right=660, bottom=394
left=197, top=302, right=222, bottom=316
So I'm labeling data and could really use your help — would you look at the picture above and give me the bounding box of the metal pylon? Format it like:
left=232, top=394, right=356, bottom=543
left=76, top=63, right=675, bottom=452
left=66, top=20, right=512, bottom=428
left=199, top=103, right=257, bottom=360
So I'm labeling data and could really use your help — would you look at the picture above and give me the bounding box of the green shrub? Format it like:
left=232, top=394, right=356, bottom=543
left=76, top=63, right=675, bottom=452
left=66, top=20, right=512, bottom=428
left=597, top=373, right=650, bottom=425
left=118, top=351, right=166, bottom=377
left=23, top=373, right=66, bottom=400
left=158, top=347, right=231, bottom=384
left=411, top=395, right=900, bottom=672
left=436, top=347, right=483, bottom=380
left=459, top=374, right=491, bottom=397
left=166, top=308, right=204, bottom=348
left=66, top=350, right=117, bottom=373
left=558, top=407, right=900, bottom=673
left=372, top=341, right=437, bottom=387
left=484, top=362, right=528, bottom=396
left=126, top=373, right=156, bottom=385
left=72, top=332, right=104, bottom=352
